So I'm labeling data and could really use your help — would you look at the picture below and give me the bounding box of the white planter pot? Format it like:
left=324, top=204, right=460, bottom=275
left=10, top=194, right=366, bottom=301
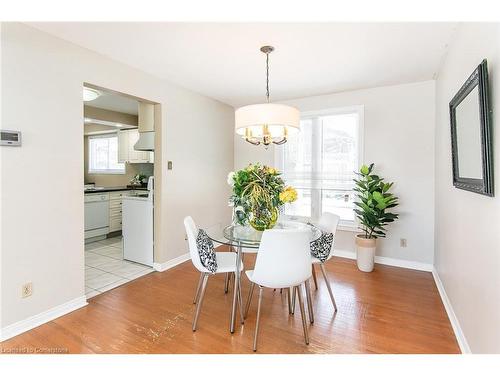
left=355, top=235, right=376, bottom=272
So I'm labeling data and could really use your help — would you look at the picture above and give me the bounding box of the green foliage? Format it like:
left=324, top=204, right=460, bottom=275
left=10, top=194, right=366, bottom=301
left=353, top=163, right=399, bottom=239
left=130, top=173, right=148, bottom=185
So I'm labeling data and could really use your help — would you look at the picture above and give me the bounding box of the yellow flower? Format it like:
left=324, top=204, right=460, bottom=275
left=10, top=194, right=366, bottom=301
left=265, top=166, right=279, bottom=175
left=279, top=186, right=298, bottom=203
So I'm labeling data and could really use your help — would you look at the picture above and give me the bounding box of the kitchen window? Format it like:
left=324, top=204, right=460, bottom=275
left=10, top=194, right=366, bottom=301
left=88, top=134, right=125, bottom=174
left=276, top=106, right=364, bottom=227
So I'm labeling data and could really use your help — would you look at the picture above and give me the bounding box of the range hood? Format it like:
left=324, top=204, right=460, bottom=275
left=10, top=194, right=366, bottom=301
left=134, top=131, right=155, bottom=151
left=134, top=102, right=155, bottom=151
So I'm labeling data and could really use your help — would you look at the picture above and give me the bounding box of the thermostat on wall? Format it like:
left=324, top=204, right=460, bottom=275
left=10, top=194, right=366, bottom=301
left=0, top=130, right=22, bottom=146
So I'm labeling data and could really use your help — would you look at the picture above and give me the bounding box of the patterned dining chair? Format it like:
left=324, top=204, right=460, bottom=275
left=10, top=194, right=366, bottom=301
left=289, top=212, right=340, bottom=324
left=310, top=213, right=340, bottom=312
left=184, top=216, right=244, bottom=331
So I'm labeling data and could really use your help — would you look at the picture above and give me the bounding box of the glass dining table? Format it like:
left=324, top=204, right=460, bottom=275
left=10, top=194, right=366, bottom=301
left=205, top=220, right=322, bottom=333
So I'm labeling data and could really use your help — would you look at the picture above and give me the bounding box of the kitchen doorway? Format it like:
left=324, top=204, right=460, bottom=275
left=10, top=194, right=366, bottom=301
left=83, top=84, right=158, bottom=298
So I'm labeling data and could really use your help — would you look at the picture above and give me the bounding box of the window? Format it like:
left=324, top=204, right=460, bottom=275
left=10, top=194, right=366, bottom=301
left=276, top=106, right=363, bottom=226
left=88, top=134, right=125, bottom=174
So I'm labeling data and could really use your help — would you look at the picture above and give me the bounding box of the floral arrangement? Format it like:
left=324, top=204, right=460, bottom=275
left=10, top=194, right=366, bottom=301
left=130, top=173, right=148, bottom=186
left=228, top=164, right=298, bottom=230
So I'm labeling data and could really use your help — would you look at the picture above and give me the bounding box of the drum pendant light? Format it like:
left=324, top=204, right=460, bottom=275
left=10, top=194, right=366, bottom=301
left=235, top=46, right=300, bottom=146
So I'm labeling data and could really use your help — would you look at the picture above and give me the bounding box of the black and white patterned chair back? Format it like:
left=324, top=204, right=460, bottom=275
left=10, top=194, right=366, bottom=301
left=184, top=216, right=217, bottom=273
left=310, top=212, right=340, bottom=262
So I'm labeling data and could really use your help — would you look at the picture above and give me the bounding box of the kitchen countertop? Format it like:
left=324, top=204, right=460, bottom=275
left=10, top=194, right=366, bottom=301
left=122, top=195, right=151, bottom=201
left=84, top=186, right=148, bottom=194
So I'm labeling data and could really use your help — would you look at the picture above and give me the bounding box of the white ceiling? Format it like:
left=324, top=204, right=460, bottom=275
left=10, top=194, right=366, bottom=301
left=85, top=89, right=139, bottom=115
left=31, top=22, right=458, bottom=108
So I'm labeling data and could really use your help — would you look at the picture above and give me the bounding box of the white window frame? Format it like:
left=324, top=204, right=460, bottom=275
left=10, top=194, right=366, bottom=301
left=88, top=133, right=125, bottom=175
left=275, top=105, right=364, bottom=230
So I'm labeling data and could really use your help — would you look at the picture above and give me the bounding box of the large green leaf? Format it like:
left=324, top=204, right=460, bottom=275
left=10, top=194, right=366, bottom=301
left=360, top=165, right=370, bottom=175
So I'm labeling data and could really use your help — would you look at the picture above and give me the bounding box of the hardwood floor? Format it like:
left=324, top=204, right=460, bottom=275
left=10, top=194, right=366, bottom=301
left=0, top=253, right=460, bottom=354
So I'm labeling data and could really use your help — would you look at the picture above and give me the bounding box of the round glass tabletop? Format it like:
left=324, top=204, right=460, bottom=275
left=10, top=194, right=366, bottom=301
left=207, top=220, right=322, bottom=249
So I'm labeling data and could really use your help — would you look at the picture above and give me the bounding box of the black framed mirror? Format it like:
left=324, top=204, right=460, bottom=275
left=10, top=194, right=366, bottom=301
left=449, top=59, right=493, bottom=196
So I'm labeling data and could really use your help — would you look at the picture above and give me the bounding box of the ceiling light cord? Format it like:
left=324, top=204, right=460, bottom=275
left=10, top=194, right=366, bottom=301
left=266, top=51, right=270, bottom=103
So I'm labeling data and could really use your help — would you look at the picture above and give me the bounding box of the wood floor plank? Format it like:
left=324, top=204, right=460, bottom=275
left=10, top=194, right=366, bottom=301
left=0, top=253, right=460, bottom=354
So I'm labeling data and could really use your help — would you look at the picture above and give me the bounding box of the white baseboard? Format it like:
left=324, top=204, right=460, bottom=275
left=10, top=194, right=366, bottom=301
left=153, top=252, right=190, bottom=272
left=333, top=249, right=433, bottom=272
left=375, top=255, right=433, bottom=272
left=432, top=267, right=471, bottom=354
left=332, top=249, right=357, bottom=260
left=0, top=296, right=88, bottom=342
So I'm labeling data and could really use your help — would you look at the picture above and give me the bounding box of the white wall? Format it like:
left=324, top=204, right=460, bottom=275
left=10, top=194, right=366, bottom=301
left=0, top=23, right=3, bottom=334
left=235, top=81, right=436, bottom=265
left=434, top=23, right=500, bottom=353
left=0, top=23, right=233, bottom=332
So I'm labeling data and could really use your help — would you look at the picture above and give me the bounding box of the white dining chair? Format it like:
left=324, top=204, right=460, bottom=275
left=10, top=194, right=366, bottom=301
left=184, top=216, right=244, bottom=331
left=310, top=212, right=340, bottom=313
left=244, top=228, right=312, bottom=351
left=291, top=213, right=340, bottom=323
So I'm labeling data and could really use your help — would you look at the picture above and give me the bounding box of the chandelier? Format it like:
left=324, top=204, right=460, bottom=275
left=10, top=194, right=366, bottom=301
left=235, top=46, right=300, bottom=146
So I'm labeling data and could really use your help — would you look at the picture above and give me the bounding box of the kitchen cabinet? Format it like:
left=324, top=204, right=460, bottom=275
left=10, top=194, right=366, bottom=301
left=117, top=129, right=154, bottom=164
left=117, top=130, right=129, bottom=163
left=108, top=190, right=131, bottom=233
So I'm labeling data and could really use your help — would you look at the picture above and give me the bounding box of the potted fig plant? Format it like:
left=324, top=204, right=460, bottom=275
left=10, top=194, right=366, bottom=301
left=353, top=163, right=399, bottom=272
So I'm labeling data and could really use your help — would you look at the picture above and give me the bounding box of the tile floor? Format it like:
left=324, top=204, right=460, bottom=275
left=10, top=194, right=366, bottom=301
left=85, top=236, right=153, bottom=298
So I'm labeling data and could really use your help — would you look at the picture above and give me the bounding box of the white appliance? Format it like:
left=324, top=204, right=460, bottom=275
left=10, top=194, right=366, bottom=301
left=84, top=193, right=110, bottom=239
left=122, top=176, right=154, bottom=266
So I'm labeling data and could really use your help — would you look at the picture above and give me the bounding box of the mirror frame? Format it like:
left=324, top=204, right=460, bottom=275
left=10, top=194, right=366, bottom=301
left=449, top=59, right=493, bottom=196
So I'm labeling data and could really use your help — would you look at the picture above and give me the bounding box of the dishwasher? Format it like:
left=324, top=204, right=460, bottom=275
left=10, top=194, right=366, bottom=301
left=84, top=193, right=110, bottom=240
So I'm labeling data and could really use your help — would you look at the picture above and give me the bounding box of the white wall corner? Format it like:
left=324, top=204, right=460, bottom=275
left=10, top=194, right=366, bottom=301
left=0, top=296, right=87, bottom=342
left=153, top=252, right=190, bottom=272
left=432, top=267, right=471, bottom=354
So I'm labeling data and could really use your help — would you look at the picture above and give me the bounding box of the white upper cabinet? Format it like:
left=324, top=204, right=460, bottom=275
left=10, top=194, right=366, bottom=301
left=118, top=130, right=129, bottom=163
left=118, top=129, right=154, bottom=164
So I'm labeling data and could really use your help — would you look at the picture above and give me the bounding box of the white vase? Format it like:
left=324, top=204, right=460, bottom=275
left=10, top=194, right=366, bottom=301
left=355, top=235, right=376, bottom=272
